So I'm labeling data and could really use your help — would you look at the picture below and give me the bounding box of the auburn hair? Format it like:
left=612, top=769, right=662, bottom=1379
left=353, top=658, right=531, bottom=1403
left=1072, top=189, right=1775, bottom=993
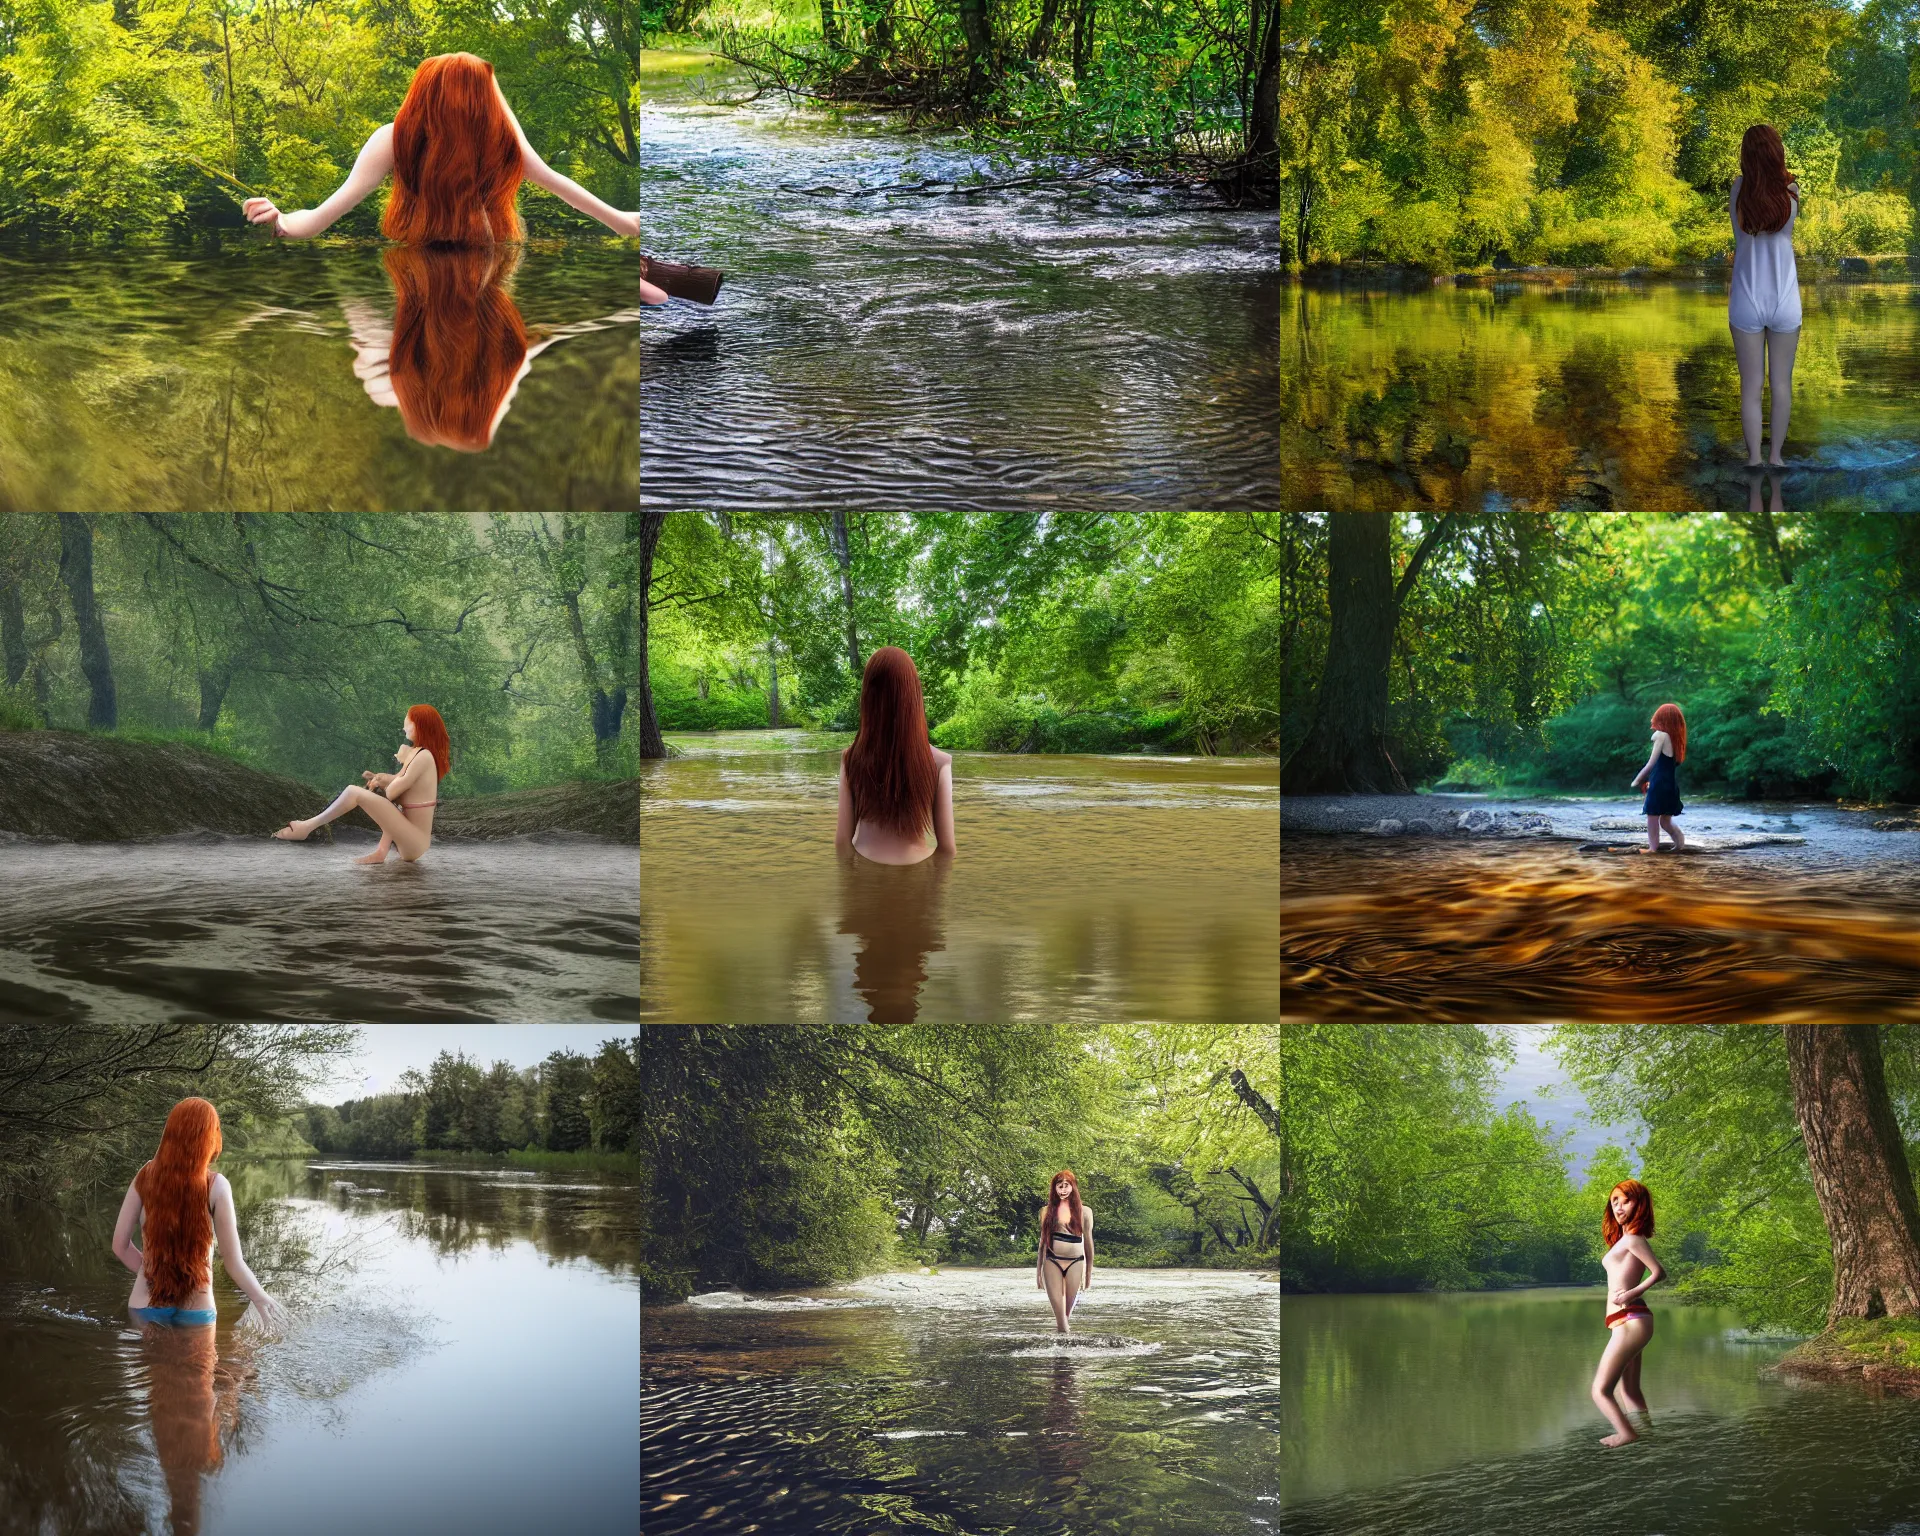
left=383, top=243, right=528, bottom=451
left=406, top=704, right=451, bottom=780
left=134, top=1099, right=223, bottom=1307
left=382, top=53, right=524, bottom=246
left=1040, top=1169, right=1085, bottom=1245
left=1650, top=702, right=1687, bottom=763
left=1602, top=1179, right=1655, bottom=1248
left=1736, top=124, right=1799, bottom=236
left=843, top=646, right=939, bottom=842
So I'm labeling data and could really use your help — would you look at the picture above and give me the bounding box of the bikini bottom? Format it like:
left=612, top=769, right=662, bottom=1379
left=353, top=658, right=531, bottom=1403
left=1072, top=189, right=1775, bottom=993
left=1605, top=1307, right=1652, bottom=1330
left=133, top=1305, right=216, bottom=1326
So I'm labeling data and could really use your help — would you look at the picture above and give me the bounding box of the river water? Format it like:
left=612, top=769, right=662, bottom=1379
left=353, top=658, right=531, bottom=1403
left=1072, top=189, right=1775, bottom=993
left=640, top=732, right=1280, bottom=1022
left=644, top=1267, right=1278, bottom=1534
left=1283, top=278, right=1920, bottom=511
left=0, top=239, right=637, bottom=512
left=1283, top=827, right=1920, bottom=1023
left=0, top=1158, right=638, bottom=1536
left=639, top=52, right=1280, bottom=510
left=1285, top=1287, right=1920, bottom=1536
left=0, top=839, right=638, bottom=1022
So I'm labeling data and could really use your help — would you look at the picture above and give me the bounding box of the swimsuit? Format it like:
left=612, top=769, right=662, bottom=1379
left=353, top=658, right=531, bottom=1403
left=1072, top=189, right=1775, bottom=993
left=132, top=1305, right=216, bottom=1327
left=1606, top=1304, right=1652, bottom=1330
left=1044, top=1228, right=1085, bottom=1280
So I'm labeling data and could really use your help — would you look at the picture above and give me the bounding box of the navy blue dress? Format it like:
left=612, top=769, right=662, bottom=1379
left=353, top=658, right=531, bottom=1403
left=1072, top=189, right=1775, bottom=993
left=1642, top=747, right=1683, bottom=817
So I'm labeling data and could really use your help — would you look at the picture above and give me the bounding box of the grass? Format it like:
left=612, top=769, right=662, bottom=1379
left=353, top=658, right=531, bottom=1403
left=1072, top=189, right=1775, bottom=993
left=1828, top=1317, right=1920, bottom=1367
left=100, top=726, right=268, bottom=770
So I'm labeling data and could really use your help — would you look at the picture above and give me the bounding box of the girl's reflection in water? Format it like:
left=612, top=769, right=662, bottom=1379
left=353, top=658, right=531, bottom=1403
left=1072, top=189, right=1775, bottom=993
left=135, top=1317, right=252, bottom=1536
left=836, top=848, right=951, bottom=1022
left=1036, top=1354, right=1090, bottom=1489
left=340, top=244, right=636, bottom=452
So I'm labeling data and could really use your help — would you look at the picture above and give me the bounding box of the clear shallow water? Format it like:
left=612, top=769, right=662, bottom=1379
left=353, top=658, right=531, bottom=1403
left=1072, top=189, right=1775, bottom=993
left=644, top=1267, right=1278, bottom=1534
left=0, top=239, right=637, bottom=512
left=1283, top=278, right=1920, bottom=511
left=1285, top=1288, right=1920, bottom=1536
left=640, top=733, right=1279, bottom=1022
left=0, top=1159, right=638, bottom=1536
left=0, top=838, right=638, bottom=1022
left=640, top=56, right=1280, bottom=510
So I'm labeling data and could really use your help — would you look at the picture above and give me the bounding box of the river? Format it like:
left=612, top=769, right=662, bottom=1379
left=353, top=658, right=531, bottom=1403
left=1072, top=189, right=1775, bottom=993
left=1284, top=1287, right=1920, bottom=1535
left=639, top=52, right=1280, bottom=510
left=0, top=840, right=638, bottom=1022
left=0, top=240, right=637, bottom=512
left=644, top=1267, right=1277, bottom=1534
left=0, top=1158, right=638, bottom=1536
left=1283, top=277, right=1920, bottom=511
left=640, top=731, right=1280, bottom=1022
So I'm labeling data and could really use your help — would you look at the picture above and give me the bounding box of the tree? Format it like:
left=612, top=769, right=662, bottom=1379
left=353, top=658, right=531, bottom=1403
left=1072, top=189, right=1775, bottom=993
left=586, top=1038, right=640, bottom=1152
left=638, top=512, right=668, bottom=758
left=540, top=1049, right=594, bottom=1152
left=56, top=513, right=115, bottom=728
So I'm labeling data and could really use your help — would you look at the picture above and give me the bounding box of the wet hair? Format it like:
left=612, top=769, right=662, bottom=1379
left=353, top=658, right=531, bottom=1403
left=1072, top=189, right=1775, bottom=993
left=1650, top=702, right=1687, bottom=763
left=1603, top=1180, right=1655, bottom=1246
left=382, top=243, right=528, bottom=451
left=382, top=53, right=524, bottom=246
left=1041, top=1170, right=1085, bottom=1246
left=134, top=1099, right=222, bottom=1306
left=1736, top=125, right=1798, bottom=236
left=406, top=704, right=451, bottom=779
left=843, top=647, right=939, bottom=842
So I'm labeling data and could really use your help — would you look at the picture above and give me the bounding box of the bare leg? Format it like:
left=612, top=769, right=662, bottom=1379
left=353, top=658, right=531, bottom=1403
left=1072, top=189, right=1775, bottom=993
left=1660, top=814, right=1684, bottom=850
left=1060, top=1260, right=1084, bottom=1334
left=273, top=784, right=359, bottom=840
left=1041, top=1260, right=1070, bottom=1333
left=353, top=835, right=394, bottom=866
left=1731, top=324, right=1766, bottom=465
left=1616, top=1350, right=1649, bottom=1416
left=275, top=785, right=429, bottom=860
left=1645, top=814, right=1660, bottom=852
left=1592, top=1318, right=1653, bottom=1445
left=1765, top=326, right=1799, bottom=466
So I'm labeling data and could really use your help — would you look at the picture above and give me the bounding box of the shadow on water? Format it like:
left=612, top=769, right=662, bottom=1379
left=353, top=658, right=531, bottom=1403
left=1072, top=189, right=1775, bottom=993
left=639, top=58, right=1280, bottom=510
left=836, top=849, right=951, bottom=1023
left=1283, top=840, right=1920, bottom=1022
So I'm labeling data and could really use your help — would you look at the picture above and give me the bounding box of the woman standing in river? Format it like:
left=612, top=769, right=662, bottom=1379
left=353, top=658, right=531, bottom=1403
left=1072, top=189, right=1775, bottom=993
left=1036, top=1170, right=1093, bottom=1334
left=1630, top=702, right=1686, bottom=853
left=835, top=647, right=957, bottom=866
left=272, top=704, right=447, bottom=861
left=1729, top=124, right=1803, bottom=469
left=1592, top=1179, right=1664, bottom=1446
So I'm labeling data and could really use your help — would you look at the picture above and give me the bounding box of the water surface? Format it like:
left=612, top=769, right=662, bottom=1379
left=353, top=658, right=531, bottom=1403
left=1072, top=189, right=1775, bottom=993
left=644, top=1267, right=1277, bottom=1534
left=1285, top=1287, right=1920, bottom=1535
left=0, top=1158, right=638, bottom=1536
left=0, top=838, right=638, bottom=1022
left=641, top=54, right=1279, bottom=509
left=1283, top=278, right=1920, bottom=510
left=0, top=239, right=637, bottom=512
left=641, top=732, right=1279, bottom=1021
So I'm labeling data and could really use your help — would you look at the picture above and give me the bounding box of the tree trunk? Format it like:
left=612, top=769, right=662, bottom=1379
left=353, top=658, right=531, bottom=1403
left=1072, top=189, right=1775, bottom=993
left=958, top=0, right=996, bottom=100
left=829, top=512, right=861, bottom=675
left=1281, top=513, right=1405, bottom=793
left=638, top=512, right=667, bottom=761
left=1026, top=0, right=1062, bottom=60
left=1246, top=0, right=1280, bottom=165
left=767, top=639, right=781, bottom=727
left=1071, top=0, right=1094, bottom=81
left=197, top=664, right=232, bottom=731
left=0, top=576, right=25, bottom=688
left=56, top=513, right=116, bottom=730
left=820, top=0, right=842, bottom=50
left=1784, top=1025, right=1920, bottom=1322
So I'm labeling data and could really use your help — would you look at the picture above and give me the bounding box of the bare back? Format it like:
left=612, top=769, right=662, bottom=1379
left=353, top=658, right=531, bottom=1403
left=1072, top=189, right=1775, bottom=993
left=839, top=746, right=956, bottom=865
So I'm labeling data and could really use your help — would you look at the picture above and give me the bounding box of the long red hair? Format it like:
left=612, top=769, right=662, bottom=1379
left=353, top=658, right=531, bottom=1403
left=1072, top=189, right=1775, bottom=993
left=406, top=704, right=451, bottom=780
left=844, top=646, right=939, bottom=841
left=383, top=243, right=528, bottom=451
left=1041, top=1169, right=1085, bottom=1244
left=1651, top=702, right=1687, bottom=763
left=134, top=1099, right=223, bottom=1306
left=1602, top=1179, right=1655, bottom=1248
left=382, top=53, right=524, bottom=246
left=1736, top=124, right=1799, bottom=236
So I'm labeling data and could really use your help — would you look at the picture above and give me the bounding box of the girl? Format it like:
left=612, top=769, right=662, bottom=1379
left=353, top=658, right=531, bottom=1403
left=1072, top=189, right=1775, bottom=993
left=835, top=647, right=958, bottom=866
left=241, top=53, right=637, bottom=246
left=1630, top=702, right=1686, bottom=852
left=1035, top=1170, right=1094, bottom=1334
left=1729, top=124, right=1802, bottom=468
left=272, top=704, right=448, bottom=861
left=1592, top=1179, right=1664, bottom=1446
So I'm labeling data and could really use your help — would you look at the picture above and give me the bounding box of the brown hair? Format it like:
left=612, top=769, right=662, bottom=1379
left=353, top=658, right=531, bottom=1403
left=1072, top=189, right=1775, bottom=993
left=843, top=647, right=939, bottom=842
left=1736, top=124, right=1799, bottom=236
left=382, top=53, right=524, bottom=246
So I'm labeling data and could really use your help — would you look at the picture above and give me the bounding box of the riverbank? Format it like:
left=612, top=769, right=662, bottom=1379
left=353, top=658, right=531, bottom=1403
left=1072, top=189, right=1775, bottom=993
left=409, top=1148, right=641, bottom=1173
left=1293, top=256, right=1917, bottom=289
left=0, top=732, right=636, bottom=843
left=1777, top=1320, right=1920, bottom=1395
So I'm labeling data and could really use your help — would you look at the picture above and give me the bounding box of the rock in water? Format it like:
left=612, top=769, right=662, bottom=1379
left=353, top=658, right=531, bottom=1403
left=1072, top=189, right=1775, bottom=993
left=1405, top=818, right=1436, bottom=836
left=1462, top=808, right=1496, bottom=834
left=1372, top=819, right=1405, bottom=836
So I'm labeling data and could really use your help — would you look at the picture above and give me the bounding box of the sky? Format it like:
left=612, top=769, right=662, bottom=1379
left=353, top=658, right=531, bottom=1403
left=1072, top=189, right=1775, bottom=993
left=307, top=1026, right=639, bottom=1105
left=1491, top=1025, right=1640, bottom=1180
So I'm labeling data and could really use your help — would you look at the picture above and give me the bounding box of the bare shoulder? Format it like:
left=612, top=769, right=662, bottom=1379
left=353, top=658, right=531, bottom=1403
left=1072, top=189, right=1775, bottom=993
left=212, top=1171, right=233, bottom=1201
left=933, top=748, right=952, bottom=769
left=1651, top=729, right=1670, bottom=745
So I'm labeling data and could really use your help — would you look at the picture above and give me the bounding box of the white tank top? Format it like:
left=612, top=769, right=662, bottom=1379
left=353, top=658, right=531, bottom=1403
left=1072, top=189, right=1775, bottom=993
left=1729, top=178, right=1802, bottom=333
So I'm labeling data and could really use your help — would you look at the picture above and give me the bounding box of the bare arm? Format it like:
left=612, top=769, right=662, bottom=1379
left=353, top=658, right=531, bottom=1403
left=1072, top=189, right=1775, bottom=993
left=494, top=86, right=638, bottom=238
left=212, top=1175, right=286, bottom=1323
left=385, top=751, right=434, bottom=804
left=836, top=754, right=855, bottom=848
left=245, top=124, right=395, bottom=240
left=1036, top=1208, right=1046, bottom=1289
left=1631, top=732, right=1666, bottom=788
left=1618, top=1235, right=1664, bottom=1303
left=1083, top=1203, right=1094, bottom=1285
left=933, top=756, right=956, bottom=854
left=111, top=1182, right=145, bottom=1275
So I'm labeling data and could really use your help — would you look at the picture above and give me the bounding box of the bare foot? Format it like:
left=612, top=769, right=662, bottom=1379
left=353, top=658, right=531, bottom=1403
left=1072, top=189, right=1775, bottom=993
left=1769, top=457, right=1787, bottom=468
left=1600, top=1429, right=1638, bottom=1446
left=272, top=821, right=312, bottom=841
left=351, top=848, right=389, bottom=865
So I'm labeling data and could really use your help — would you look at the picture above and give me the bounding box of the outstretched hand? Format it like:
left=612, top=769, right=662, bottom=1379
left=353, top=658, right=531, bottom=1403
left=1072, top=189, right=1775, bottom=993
left=239, top=1294, right=289, bottom=1336
left=243, top=198, right=316, bottom=239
